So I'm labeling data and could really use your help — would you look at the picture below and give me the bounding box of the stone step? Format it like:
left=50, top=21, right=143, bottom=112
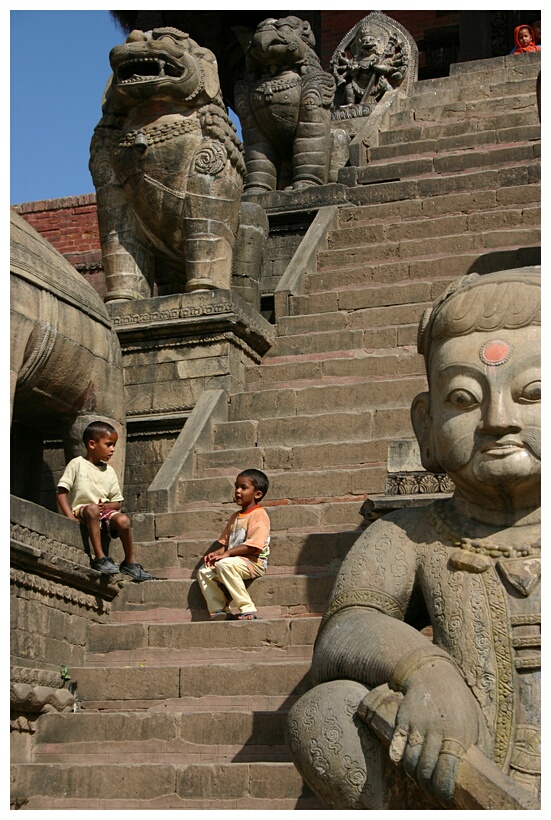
left=308, top=244, right=540, bottom=296
left=267, top=322, right=423, bottom=357
left=178, top=465, right=384, bottom=506
left=244, top=348, right=424, bottom=388
left=87, top=615, right=321, bottom=654
left=109, top=524, right=358, bottom=572
left=11, top=762, right=321, bottom=809
left=334, top=182, right=540, bottom=228
left=68, top=658, right=314, bottom=703
left=399, top=78, right=538, bottom=118
left=316, top=226, right=541, bottom=274
left=290, top=279, right=445, bottom=317
left=227, top=374, right=426, bottom=422
left=325, top=206, right=539, bottom=251
left=347, top=144, right=539, bottom=187
left=380, top=109, right=540, bottom=145
left=275, top=305, right=432, bottom=340
left=155, top=498, right=371, bottom=539
left=198, top=436, right=398, bottom=477
left=344, top=163, right=540, bottom=211
left=131, top=528, right=357, bottom=572
left=31, top=709, right=293, bottom=764
left=368, top=123, right=540, bottom=164
left=111, top=574, right=335, bottom=618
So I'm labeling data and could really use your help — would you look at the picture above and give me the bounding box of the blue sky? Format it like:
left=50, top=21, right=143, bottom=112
left=10, top=10, right=125, bottom=204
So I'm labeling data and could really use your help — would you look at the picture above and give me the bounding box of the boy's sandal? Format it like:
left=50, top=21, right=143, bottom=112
left=210, top=610, right=230, bottom=621
left=237, top=612, right=258, bottom=620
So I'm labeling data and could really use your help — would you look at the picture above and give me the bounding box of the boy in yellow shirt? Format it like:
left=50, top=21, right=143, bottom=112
left=57, top=421, right=153, bottom=581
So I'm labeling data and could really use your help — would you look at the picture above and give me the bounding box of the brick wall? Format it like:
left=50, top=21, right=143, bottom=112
left=13, top=195, right=107, bottom=298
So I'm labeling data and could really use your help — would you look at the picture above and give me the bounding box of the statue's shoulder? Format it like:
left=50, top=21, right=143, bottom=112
left=356, top=503, right=434, bottom=550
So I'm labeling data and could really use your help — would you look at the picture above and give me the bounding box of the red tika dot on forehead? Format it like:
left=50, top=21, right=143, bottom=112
left=480, top=339, right=511, bottom=366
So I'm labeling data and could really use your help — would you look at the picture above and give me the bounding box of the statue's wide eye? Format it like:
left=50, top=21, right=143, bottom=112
left=447, top=388, right=478, bottom=409
left=519, top=381, right=541, bottom=403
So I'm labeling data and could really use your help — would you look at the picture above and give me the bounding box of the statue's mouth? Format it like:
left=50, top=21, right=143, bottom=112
left=116, top=56, right=182, bottom=85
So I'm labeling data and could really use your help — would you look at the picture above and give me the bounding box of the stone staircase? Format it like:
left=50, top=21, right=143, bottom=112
left=12, top=53, right=540, bottom=809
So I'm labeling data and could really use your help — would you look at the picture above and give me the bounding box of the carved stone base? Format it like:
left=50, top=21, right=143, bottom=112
left=107, top=291, right=275, bottom=510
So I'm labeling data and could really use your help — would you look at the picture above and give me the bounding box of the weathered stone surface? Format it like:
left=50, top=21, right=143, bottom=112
left=12, top=763, right=177, bottom=801
left=10, top=211, right=126, bottom=498
left=71, top=666, right=180, bottom=702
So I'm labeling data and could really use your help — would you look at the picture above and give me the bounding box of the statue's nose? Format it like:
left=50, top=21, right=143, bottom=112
left=126, top=29, right=149, bottom=43
left=481, top=393, right=521, bottom=434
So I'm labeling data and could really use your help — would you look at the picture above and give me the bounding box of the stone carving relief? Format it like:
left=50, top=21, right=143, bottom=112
left=90, top=27, right=245, bottom=300
left=234, top=16, right=335, bottom=193
left=330, top=12, right=418, bottom=121
left=287, top=268, right=540, bottom=809
left=10, top=210, right=126, bottom=496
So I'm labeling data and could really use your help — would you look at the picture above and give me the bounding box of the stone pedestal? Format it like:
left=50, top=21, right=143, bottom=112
left=107, top=290, right=275, bottom=511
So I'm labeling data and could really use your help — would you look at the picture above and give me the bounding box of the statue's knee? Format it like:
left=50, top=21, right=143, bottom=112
left=287, top=680, right=385, bottom=809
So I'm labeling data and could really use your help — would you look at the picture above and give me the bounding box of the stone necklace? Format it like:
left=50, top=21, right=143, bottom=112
left=429, top=500, right=540, bottom=558
left=429, top=501, right=540, bottom=595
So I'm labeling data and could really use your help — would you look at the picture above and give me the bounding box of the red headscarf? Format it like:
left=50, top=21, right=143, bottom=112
left=513, top=25, right=541, bottom=53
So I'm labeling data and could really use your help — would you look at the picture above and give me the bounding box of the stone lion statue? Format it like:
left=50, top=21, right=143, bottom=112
left=234, top=16, right=335, bottom=194
left=90, top=27, right=245, bottom=301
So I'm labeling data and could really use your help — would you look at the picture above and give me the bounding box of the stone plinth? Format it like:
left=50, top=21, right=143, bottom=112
left=107, top=291, right=275, bottom=512
left=10, top=495, right=121, bottom=762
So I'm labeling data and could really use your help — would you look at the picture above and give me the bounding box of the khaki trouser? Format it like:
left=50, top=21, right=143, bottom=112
left=197, top=556, right=262, bottom=615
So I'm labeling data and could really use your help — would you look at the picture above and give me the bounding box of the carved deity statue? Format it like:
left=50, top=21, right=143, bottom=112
left=90, top=27, right=245, bottom=301
left=287, top=268, right=541, bottom=810
left=234, top=16, right=335, bottom=193
left=330, top=12, right=417, bottom=119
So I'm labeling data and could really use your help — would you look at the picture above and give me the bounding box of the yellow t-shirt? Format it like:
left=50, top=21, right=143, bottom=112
left=57, top=456, right=123, bottom=511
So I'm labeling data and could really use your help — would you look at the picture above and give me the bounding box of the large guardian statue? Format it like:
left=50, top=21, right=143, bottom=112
left=287, top=268, right=541, bottom=810
left=234, top=16, right=335, bottom=193
left=90, top=27, right=245, bottom=301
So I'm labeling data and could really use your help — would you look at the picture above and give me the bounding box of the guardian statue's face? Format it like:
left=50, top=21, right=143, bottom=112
left=428, top=325, right=540, bottom=504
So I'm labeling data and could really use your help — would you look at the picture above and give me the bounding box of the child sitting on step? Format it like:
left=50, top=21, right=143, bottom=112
left=57, top=420, right=153, bottom=581
left=197, top=469, right=270, bottom=621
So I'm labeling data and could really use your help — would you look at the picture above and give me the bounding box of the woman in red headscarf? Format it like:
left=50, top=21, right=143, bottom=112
left=512, top=25, right=541, bottom=53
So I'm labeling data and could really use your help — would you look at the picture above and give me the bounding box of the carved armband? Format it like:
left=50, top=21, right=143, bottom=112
left=390, top=647, right=460, bottom=692
left=321, top=588, right=404, bottom=629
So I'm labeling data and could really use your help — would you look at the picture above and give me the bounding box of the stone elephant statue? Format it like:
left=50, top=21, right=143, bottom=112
left=10, top=210, right=126, bottom=505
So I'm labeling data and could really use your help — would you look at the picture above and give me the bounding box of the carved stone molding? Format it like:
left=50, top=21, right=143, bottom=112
left=10, top=567, right=112, bottom=616
left=386, top=472, right=455, bottom=496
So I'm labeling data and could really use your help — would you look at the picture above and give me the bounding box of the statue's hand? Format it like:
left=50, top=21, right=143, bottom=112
left=389, top=660, right=491, bottom=805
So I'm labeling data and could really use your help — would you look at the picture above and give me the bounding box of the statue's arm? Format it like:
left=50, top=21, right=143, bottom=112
left=312, top=513, right=491, bottom=806
left=311, top=515, right=436, bottom=687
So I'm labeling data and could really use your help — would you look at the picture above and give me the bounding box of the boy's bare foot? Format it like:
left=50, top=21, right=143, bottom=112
left=237, top=612, right=258, bottom=620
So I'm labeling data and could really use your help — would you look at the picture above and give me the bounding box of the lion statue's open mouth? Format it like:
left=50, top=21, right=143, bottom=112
left=116, top=56, right=184, bottom=85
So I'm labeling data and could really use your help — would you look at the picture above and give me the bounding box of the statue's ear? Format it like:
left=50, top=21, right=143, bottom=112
left=201, top=48, right=222, bottom=99
left=411, top=392, right=442, bottom=473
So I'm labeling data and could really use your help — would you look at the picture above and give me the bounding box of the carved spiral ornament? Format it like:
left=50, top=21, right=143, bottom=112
left=195, top=141, right=227, bottom=176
